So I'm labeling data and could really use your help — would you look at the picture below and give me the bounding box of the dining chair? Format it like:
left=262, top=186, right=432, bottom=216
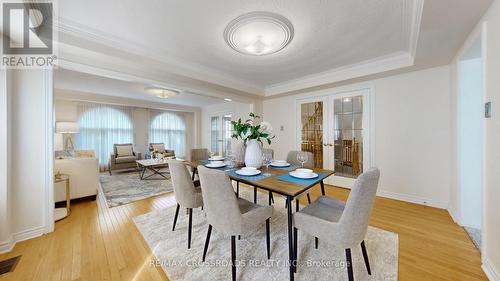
left=167, top=159, right=204, bottom=249
left=292, top=167, right=380, bottom=281
left=197, top=166, right=273, bottom=281
left=285, top=150, right=316, bottom=208
left=190, top=148, right=210, bottom=180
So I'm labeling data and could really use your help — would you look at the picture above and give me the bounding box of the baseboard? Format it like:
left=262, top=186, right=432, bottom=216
left=0, top=236, right=15, bottom=254
left=55, top=194, right=97, bottom=207
left=483, top=258, right=500, bottom=281
left=0, top=226, right=45, bottom=254
left=447, top=206, right=460, bottom=224
left=376, top=190, right=448, bottom=209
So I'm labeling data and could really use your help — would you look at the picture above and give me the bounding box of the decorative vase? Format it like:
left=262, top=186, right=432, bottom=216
left=244, top=139, right=262, bottom=168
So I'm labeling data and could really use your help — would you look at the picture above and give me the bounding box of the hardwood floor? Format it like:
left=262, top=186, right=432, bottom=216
left=0, top=184, right=487, bottom=281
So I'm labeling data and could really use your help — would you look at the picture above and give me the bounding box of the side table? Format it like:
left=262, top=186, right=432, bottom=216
left=54, top=174, right=71, bottom=221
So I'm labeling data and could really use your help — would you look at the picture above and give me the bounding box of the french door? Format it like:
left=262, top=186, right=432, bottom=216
left=296, top=89, right=371, bottom=187
left=210, top=113, right=233, bottom=156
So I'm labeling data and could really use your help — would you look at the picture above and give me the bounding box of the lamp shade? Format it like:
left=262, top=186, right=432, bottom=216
left=56, top=122, right=80, bottom=133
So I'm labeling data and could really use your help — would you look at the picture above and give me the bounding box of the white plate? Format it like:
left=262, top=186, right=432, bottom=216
left=235, top=169, right=262, bottom=176
left=208, top=157, right=225, bottom=161
left=289, top=171, right=319, bottom=179
left=205, top=163, right=226, bottom=168
left=270, top=162, right=291, bottom=167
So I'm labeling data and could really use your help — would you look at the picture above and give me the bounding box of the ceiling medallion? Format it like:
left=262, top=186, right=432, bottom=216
left=144, top=87, right=179, bottom=99
left=224, top=11, right=294, bottom=56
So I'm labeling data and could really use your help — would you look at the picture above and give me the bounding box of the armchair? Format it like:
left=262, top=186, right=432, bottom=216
left=108, top=143, right=142, bottom=175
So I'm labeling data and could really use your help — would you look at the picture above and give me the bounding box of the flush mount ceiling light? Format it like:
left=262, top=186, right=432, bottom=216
left=144, top=86, right=179, bottom=99
left=224, top=11, right=294, bottom=56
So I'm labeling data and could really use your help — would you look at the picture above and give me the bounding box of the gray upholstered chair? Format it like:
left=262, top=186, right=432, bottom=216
left=168, top=159, right=203, bottom=249
left=293, top=168, right=380, bottom=281
left=108, top=143, right=141, bottom=175
left=190, top=148, right=210, bottom=180
left=197, top=166, right=273, bottom=281
left=148, top=143, right=175, bottom=158
left=284, top=151, right=316, bottom=207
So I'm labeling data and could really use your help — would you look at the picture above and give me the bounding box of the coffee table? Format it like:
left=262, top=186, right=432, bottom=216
left=136, top=159, right=170, bottom=180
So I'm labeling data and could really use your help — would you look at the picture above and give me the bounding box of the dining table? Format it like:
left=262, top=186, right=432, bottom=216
left=185, top=160, right=335, bottom=281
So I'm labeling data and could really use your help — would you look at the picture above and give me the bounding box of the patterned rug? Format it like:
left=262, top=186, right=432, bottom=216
left=133, top=190, right=399, bottom=281
left=99, top=169, right=173, bottom=207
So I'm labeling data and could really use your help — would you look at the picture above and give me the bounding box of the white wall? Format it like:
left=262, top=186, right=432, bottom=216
left=461, top=0, right=500, bottom=279
left=0, top=69, right=54, bottom=253
left=458, top=57, right=483, bottom=229
left=54, top=98, right=197, bottom=159
left=263, top=65, right=452, bottom=208
left=0, top=69, right=12, bottom=252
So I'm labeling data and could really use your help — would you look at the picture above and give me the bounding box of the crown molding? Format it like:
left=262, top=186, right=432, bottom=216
left=55, top=18, right=265, bottom=95
left=264, top=52, right=414, bottom=96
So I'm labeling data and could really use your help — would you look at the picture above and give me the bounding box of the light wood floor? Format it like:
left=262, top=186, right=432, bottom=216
left=0, top=184, right=487, bottom=281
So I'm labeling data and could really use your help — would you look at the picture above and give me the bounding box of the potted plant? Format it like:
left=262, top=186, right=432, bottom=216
left=231, top=113, right=275, bottom=168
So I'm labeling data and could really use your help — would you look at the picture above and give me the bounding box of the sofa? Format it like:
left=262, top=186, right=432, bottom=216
left=54, top=156, right=99, bottom=202
left=108, top=143, right=142, bottom=175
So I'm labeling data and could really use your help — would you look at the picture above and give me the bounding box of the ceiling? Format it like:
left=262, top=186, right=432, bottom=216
left=54, top=69, right=225, bottom=107
left=55, top=0, right=492, bottom=99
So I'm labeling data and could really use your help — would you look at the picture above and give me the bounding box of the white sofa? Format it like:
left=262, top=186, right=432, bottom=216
left=54, top=157, right=99, bottom=202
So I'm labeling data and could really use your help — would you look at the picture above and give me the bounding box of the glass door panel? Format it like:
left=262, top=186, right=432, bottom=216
left=332, top=95, right=363, bottom=178
left=299, top=101, right=324, bottom=168
left=210, top=116, right=220, bottom=155
left=221, top=114, right=232, bottom=156
left=210, top=113, right=233, bottom=157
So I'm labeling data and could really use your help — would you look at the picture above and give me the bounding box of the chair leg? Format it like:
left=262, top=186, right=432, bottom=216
left=307, top=194, right=311, bottom=204
left=361, top=240, right=372, bottom=275
left=270, top=192, right=274, bottom=204
left=345, top=248, right=354, bottom=281
left=172, top=203, right=180, bottom=231
left=202, top=224, right=212, bottom=262
left=293, top=227, right=298, bottom=273
left=187, top=208, right=193, bottom=249
left=315, top=237, right=318, bottom=249
left=231, top=236, right=236, bottom=281
left=265, top=219, right=271, bottom=259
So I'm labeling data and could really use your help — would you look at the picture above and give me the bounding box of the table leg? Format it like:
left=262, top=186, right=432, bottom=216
left=286, top=196, right=295, bottom=281
left=66, top=178, right=71, bottom=216
left=253, top=186, right=257, bottom=204
left=191, top=167, right=197, bottom=181
left=320, top=180, right=326, bottom=195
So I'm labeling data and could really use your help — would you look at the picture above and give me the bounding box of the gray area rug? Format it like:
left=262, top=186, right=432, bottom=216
left=133, top=190, right=399, bottom=281
left=100, top=170, right=173, bottom=208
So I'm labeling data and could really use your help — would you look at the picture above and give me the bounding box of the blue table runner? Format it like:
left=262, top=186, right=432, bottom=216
left=226, top=169, right=273, bottom=182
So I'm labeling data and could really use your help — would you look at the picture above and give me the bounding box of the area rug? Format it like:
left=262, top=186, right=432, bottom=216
left=99, top=170, right=173, bottom=207
left=133, top=190, right=399, bottom=281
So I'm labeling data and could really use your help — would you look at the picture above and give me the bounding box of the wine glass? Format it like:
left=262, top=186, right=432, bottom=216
left=262, top=151, right=272, bottom=176
left=297, top=151, right=308, bottom=167
left=208, top=151, right=215, bottom=160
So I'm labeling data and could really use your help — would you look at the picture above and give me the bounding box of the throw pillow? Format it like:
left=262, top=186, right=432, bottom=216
left=116, top=145, right=133, bottom=157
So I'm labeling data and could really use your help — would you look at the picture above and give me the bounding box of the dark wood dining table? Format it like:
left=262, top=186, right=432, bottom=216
left=186, top=160, right=335, bottom=281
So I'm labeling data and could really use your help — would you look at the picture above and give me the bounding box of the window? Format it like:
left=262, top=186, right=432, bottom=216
left=149, top=112, right=186, bottom=157
left=76, top=104, right=133, bottom=167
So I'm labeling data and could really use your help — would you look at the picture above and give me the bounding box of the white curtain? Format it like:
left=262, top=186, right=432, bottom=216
left=149, top=110, right=186, bottom=157
left=76, top=103, right=134, bottom=168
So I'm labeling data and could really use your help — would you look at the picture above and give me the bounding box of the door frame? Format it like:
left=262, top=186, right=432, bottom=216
left=295, top=82, right=375, bottom=188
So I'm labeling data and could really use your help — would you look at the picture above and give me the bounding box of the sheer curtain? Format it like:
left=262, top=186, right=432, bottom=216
left=149, top=110, right=186, bottom=157
left=76, top=103, right=134, bottom=168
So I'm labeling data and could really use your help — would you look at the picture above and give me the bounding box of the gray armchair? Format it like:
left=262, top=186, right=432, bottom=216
left=108, top=143, right=141, bottom=175
left=197, top=166, right=273, bottom=281
left=148, top=143, right=175, bottom=159
left=292, top=168, right=380, bottom=281
left=168, top=159, right=203, bottom=249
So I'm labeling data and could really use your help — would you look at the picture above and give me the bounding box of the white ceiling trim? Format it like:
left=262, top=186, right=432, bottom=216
left=264, top=51, right=414, bottom=96
left=55, top=18, right=265, bottom=95
left=56, top=57, right=259, bottom=105
left=409, top=0, right=424, bottom=57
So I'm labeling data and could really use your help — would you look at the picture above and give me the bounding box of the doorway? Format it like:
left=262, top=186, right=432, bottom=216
left=210, top=112, right=233, bottom=156
left=457, top=36, right=484, bottom=251
left=296, top=88, right=372, bottom=187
